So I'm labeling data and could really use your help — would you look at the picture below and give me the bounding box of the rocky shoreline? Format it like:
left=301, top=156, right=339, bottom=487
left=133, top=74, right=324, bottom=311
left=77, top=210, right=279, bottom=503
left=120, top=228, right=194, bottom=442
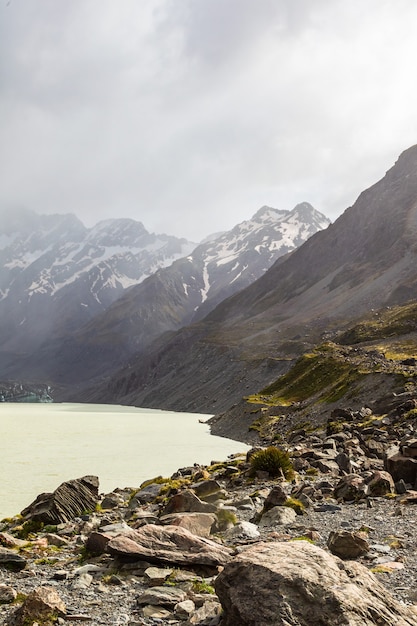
left=2, top=399, right=417, bottom=625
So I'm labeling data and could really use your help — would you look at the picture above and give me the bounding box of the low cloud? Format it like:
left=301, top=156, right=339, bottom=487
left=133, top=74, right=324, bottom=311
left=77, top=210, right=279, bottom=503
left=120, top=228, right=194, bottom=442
left=1, top=0, right=416, bottom=240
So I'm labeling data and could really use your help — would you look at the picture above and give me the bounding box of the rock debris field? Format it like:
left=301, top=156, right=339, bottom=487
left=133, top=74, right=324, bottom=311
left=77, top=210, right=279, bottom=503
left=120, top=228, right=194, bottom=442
left=2, top=403, right=417, bottom=625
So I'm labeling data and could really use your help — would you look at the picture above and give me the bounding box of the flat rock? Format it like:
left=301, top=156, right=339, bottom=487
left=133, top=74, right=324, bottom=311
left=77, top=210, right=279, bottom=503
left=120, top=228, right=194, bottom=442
left=159, top=512, right=216, bottom=537
left=144, top=566, right=173, bottom=586
left=137, top=585, right=187, bottom=608
left=107, top=524, right=232, bottom=567
left=215, top=540, right=417, bottom=625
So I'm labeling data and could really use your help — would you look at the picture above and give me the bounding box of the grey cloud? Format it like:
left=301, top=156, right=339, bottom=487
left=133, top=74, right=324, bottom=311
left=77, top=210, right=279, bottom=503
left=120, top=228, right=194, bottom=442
left=1, top=0, right=417, bottom=240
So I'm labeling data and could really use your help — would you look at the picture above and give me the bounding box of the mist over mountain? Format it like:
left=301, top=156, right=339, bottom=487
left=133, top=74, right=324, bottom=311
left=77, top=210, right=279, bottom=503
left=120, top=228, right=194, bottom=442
left=0, top=203, right=329, bottom=384
left=83, top=145, right=417, bottom=413
left=0, top=209, right=195, bottom=376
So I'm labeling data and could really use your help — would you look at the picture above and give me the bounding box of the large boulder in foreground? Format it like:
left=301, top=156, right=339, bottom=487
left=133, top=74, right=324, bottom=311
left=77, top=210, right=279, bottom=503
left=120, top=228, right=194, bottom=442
left=21, top=476, right=99, bottom=524
left=215, top=541, right=417, bottom=626
left=107, top=524, right=232, bottom=567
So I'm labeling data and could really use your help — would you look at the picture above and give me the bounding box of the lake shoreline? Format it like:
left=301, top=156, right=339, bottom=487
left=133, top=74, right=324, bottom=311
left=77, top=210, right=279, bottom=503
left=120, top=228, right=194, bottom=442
left=0, top=403, right=248, bottom=520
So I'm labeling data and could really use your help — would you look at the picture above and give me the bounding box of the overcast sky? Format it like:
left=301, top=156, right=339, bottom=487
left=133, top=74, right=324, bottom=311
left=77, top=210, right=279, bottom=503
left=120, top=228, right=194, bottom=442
left=1, top=0, right=417, bottom=241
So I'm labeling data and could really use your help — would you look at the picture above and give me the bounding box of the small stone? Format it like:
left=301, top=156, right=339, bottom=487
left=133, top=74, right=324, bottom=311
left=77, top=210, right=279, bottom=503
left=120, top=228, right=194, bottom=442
left=188, top=600, right=222, bottom=625
left=0, top=584, right=17, bottom=603
left=227, top=521, right=260, bottom=539
left=71, top=573, right=93, bottom=589
left=142, top=604, right=172, bottom=619
left=313, top=503, right=341, bottom=513
left=144, top=567, right=173, bottom=586
left=0, top=547, right=27, bottom=571
left=137, top=586, right=187, bottom=608
left=370, top=544, right=391, bottom=554
left=52, top=570, right=69, bottom=581
left=259, top=506, right=297, bottom=527
left=327, top=530, right=370, bottom=559
left=101, top=493, right=121, bottom=509
left=174, top=599, right=196, bottom=619
left=263, top=485, right=288, bottom=510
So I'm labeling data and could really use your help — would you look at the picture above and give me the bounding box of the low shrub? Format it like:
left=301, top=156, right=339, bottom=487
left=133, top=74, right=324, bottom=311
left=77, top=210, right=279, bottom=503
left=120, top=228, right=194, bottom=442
left=249, top=446, right=294, bottom=480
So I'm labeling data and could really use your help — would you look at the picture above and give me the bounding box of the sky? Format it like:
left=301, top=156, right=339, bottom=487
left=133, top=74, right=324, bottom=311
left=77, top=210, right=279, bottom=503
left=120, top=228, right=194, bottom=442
left=1, top=0, right=417, bottom=242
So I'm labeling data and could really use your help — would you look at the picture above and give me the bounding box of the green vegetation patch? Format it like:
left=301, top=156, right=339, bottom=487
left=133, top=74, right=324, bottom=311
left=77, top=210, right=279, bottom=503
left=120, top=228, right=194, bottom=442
left=250, top=351, right=363, bottom=406
left=284, top=497, right=305, bottom=515
left=249, top=413, right=281, bottom=438
left=337, top=302, right=417, bottom=345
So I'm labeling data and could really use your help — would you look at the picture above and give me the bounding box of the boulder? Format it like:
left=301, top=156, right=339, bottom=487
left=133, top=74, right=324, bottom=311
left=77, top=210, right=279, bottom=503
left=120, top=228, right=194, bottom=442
left=21, top=476, right=99, bottom=524
left=335, top=452, right=352, bottom=473
left=130, top=483, right=162, bottom=505
left=385, top=452, right=417, bottom=486
left=327, top=529, right=370, bottom=559
left=366, top=470, right=395, bottom=496
left=160, top=489, right=217, bottom=516
left=259, top=506, right=297, bottom=527
left=107, top=524, right=232, bottom=567
left=215, top=541, right=417, bottom=625
left=333, top=474, right=367, bottom=501
left=315, top=459, right=340, bottom=474
left=263, top=485, right=288, bottom=510
left=7, top=586, right=66, bottom=626
left=159, top=512, right=216, bottom=537
left=192, top=479, right=222, bottom=500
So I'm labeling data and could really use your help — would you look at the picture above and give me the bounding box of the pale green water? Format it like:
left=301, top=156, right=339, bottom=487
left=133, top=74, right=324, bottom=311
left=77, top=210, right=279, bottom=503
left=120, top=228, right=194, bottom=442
left=0, top=403, right=248, bottom=519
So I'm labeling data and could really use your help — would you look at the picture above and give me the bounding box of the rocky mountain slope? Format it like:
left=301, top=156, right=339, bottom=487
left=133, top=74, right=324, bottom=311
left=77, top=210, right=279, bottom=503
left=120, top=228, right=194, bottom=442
left=4, top=203, right=329, bottom=385
left=84, top=145, right=417, bottom=413
left=0, top=208, right=195, bottom=379
left=210, top=299, right=417, bottom=444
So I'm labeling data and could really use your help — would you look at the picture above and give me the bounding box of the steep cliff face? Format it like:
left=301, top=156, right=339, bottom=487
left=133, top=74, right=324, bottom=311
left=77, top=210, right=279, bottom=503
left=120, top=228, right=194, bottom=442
left=82, top=145, right=417, bottom=412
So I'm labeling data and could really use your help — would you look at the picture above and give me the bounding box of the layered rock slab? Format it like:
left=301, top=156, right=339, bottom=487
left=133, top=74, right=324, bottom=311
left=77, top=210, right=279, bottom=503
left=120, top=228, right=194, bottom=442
left=107, top=524, right=232, bottom=567
left=21, top=476, right=99, bottom=524
left=215, top=540, right=417, bottom=626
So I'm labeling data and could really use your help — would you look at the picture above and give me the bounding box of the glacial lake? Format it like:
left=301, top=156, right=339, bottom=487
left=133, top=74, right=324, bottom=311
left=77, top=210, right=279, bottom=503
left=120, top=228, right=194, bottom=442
left=0, top=403, right=248, bottom=520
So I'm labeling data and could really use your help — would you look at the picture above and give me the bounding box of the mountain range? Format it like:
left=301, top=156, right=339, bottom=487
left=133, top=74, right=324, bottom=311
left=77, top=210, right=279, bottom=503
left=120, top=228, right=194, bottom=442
left=0, top=203, right=329, bottom=385
left=82, top=145, right=417, bottom=414
left=0, top=208, right=195, bottom=378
